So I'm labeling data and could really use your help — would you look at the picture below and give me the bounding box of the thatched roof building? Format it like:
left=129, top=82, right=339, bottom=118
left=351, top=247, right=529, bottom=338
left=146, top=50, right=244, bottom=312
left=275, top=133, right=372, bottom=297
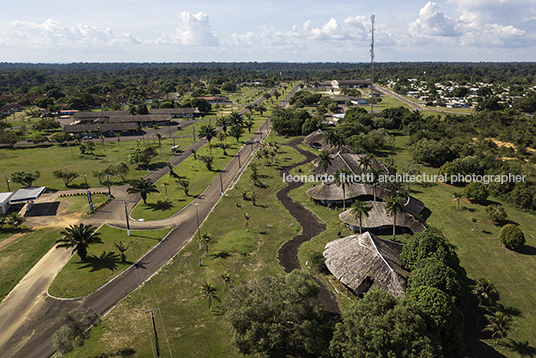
left=323, top=232, right=408, bottom=297
left=306, top=182, right=389, bottom=203
left=339, top=201, right=426, bottom=235
left=304, top=129, right=329, bottom=150
left=310, top=151, right=392, bottom=177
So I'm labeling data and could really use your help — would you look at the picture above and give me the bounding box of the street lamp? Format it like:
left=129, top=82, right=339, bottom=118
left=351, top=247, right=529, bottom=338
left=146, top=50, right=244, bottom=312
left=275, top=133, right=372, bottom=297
left=194, top=203, right=201, bottom=249
left=237, top=153, right=241, bottom=172
left=123, top=201, right=130, bottom=236
left=5, top=177, right=10, bottom=192
left=83, top=171, right=88, bottom=188
left=219, top=171, right=224, bottom=197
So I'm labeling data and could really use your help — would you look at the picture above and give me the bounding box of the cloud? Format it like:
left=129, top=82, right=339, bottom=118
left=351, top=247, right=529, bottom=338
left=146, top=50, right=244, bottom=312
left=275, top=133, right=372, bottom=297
left=169, top=12, right=219, bottom=46
left=409, top=2, right=460, bottom=37
left=2, top=19, right=140, bottom=51
left=304, top=15, right=368, bottom=41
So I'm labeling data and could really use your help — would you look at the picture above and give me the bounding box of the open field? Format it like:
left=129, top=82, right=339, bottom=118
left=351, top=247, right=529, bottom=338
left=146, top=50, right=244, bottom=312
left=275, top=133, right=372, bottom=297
left=0, top=227, right=61, bottom=300
left=0, top=133, right=195, bottom=192
left=48, top=225, right=172, bottom=298
left=61, top=134, right=305, bottom=357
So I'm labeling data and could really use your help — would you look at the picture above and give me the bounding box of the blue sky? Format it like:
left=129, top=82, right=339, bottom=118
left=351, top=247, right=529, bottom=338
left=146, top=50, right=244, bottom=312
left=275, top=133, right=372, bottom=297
left=0, top=0, right=534, bottom=63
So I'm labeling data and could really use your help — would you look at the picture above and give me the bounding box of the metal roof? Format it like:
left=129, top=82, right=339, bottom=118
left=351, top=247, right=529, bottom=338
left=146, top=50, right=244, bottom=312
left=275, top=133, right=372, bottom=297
left=9, top=187, right=46, bottom=203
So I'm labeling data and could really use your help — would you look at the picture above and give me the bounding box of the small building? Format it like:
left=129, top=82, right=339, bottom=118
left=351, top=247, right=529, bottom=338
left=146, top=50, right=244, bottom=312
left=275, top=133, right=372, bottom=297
left=323, top=232, right=409, bottom=297
left=150, top=107, right=201, bottom=118
left=0, top=192, right=14, bottom=215
left=331, top=80, right=371, bottom=89
left=304, top=129, right=328, bottom=150
left=310, top=151, right=392, bottom=178
left=9, top=187, right=46, bottom=212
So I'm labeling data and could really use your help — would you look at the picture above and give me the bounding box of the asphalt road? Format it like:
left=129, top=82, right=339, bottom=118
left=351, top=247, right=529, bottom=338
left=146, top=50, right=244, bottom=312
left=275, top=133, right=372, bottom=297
left=0, top=87, right=284, bottom=358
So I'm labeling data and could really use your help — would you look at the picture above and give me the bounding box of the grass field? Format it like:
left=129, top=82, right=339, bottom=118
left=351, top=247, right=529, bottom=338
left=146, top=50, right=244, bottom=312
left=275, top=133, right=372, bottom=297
left=0, top=134, right=195, bottom=192
left=61, top=134, right=305, bottom=357
left=0, top=227, right=61, bottom=300
left=48, top=225, right=172, bottom=298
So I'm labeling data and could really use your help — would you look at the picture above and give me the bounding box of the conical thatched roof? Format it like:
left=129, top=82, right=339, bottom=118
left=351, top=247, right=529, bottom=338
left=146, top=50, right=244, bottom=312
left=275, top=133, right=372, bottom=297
left=310, top=151, right=392, bottom=177
left=304, top=129, right=329, bottom=150
left=306, top=182, right=389, bottom=201
left=323, top=232, right=409, bottom=297
left=339, top=201, right=426, bottom=234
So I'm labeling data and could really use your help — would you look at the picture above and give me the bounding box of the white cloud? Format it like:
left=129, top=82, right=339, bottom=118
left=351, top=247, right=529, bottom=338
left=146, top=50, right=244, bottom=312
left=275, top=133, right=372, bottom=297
left=169, top=12, right=219, bottom=46
left=409, top=2, right=460, bottom=37
left=2, top=19, right=140, bottom=51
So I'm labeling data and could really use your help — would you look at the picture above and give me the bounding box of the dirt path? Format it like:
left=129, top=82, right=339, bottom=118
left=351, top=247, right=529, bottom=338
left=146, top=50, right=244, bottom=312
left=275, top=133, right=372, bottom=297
left=276, top=138, right=340, bottom=314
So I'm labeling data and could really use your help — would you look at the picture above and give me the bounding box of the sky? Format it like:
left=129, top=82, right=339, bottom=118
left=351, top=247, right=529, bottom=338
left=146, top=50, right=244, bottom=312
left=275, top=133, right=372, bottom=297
left=0, top=0, right=535, bottom=63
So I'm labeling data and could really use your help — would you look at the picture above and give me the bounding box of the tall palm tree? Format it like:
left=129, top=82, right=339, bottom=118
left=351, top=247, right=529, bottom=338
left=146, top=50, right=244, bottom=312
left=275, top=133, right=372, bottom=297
left=229, top=125, right=244, bottom=142
left=176, top=177, right=190, bottom=195
left=155, top=132, right=163, bottom=154
left=199, top=233, right=214, bottom=256
left=244, top=212, right=251, bottom=231
left=325, top=131, right=343, bottom=149
left=127, top=178, right=159, bottom=204
left=217, top=116, right=231, bottom=132
left=452, top=191, right=463, bottom=210
left=483, top=311, right=514, bottom=345
left=221, top=273, right=232, bottom=291
left=368, top=168, right=383, bottom=202
left=385, top=197, right=405, bottom=240
left=317, top=150, right=332, bottom=173
left=471, top=217, right=478, bottom=231
left=216, top=141, right=230, bottom=156
left=115, top=132, right=121, bottom=148
left=56, top=223, right=103, bottom=261
left=470, top=278, right=498, bottom=307
left=161, top=180, right=169, bottom=200
left=350, top=200, right=372, bottom=234
left=199, top=282, right=218, bottom=312
left=228, top=111, right=244, bottom=126
left=334, top=168, right=352, bottom=209
left=358, top=154, right=372, bottom=172
left=199, top=155, right=214, bottom=171
left=199, top=124, right=217, bottom=146
left=164, top=162, right=175, bottom=176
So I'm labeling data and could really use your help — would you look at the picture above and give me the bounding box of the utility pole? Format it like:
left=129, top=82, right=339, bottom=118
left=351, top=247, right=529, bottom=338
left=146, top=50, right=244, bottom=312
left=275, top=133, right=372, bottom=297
left=145, top=309, right=161, bottom=358
left=370, top=14, right=375, bottom=116
left=123, top=201, right=130, bottom=236
left=194, top=203, right=201, bottom=249
left=5, top=177, right=10, bottom=192
left=219, top=172, right=224, bottom=196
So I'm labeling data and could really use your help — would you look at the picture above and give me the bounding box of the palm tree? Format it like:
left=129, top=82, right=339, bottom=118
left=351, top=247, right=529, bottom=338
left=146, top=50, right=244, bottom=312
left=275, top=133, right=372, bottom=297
left=358, top=154, right=372, bottom=172
left=228, top=125, right=244, bottom=142
left=471, top=217, right=478, bottom=231
left=161, top=180, right=169, bottom=200
left=198, top=233, right=214, bottom=256
left=217, top=141, right=230, bottom=156
left=176, top=177, right=190, bottom=195
left=217, top=131, right=227, bottom=142
left=228, top=111, right=244, bottom=126
left=385, top=197, right=405, bottom=240
left=470, top=278, right=498, bottom=307
left=452, top=191, right=462, bottom=210
left=221, top=273, right=232, bottom=291
left=368, top=168, right=383, bottom=202
left=127, top=178, right=160, bottom=204
left=217, top=116, right=231, bottom=132
left=334, top=168, right=352, bottom=209
left=190, top=148, right=198, bottom=159
left=6, top=212, right=25, bottom=228
left=164, top=162, right=175, bottom=176
left=56, top=223, right=103, bottom=261
left=199, top=282, right=218, bottom=312
left=244, top=212, right=251, bottom=231
left=199, top=124, right=217, bottom=149
left=317, top=150, right=332, bottom=173
left=244, top=119, right=254, bottom=133
left=483, top=311, right=514, bottom=345
left=350, top=200, right=372, bottom=234
left=249, top=171, right=260, bottom=186
left=155, top=132, right=163, bottom=154
left=257, top=105, right=266, bottom=116
left=199, top=155, right=214, bottom=171
left=115, top=132, right=121, bottom=148
left=325, top=131, right=343, bottom=149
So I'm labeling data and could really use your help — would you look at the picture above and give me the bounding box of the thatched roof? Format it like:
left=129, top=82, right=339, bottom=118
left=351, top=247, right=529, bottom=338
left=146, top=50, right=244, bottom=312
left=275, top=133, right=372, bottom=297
left=304, top=129, right=329, bottom=150
left=323, top=232, right=408, bottom=297
left=306, top=182, right=389, bottom=201
left=338, top=201, right=426, bottom=234
left=310, top=151, right=392, bottom=177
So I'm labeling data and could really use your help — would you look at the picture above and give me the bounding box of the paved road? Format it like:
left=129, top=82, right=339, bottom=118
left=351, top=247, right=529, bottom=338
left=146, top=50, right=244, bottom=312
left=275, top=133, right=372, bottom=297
left=0, top=86, right=287, bottom=358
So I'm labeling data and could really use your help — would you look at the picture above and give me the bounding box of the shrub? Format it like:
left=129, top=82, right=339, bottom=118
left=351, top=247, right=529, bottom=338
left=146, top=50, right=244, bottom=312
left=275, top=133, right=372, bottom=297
left=498, top=224, right=525, bottom=250
left=463, top=181, right=489, bottom=202
left=486, top=204, right=507, bottom=224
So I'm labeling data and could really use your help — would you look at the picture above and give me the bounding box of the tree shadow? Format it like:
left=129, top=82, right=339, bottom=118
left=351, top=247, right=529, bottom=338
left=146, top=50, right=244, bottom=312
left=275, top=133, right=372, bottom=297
left=77, top=251, right=121, bottom=272
left=93, top=348, right=136, bottom=358
left=212, top=251, right=231, bottom=259
left=68, top=183, right=90, bottom=189
left=491, top=303, right=523, bottom=317
left=516, top=244, right=536, bottom=256
left=500, top=339, right=536, bottom=357
left=145, top=200, right=174, bottom=211
left=463, top=301, right=509, bottom=358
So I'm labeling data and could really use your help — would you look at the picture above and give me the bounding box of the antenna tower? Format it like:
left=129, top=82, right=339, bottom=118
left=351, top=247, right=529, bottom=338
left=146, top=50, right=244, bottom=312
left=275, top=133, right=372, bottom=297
left=370, top=14, right=375, bottom=115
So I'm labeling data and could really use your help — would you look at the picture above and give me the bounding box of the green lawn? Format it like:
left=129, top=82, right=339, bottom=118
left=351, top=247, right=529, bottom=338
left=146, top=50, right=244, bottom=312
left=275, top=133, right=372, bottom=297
left=48, top=225, right=172, bottom=298
left=62, top=135, right=306, bottom=358
left=63, top=193, right=110, bottom=214
left=0, top=135, right=194, bottom=192
left=0, top=227, right=61, bottom=300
